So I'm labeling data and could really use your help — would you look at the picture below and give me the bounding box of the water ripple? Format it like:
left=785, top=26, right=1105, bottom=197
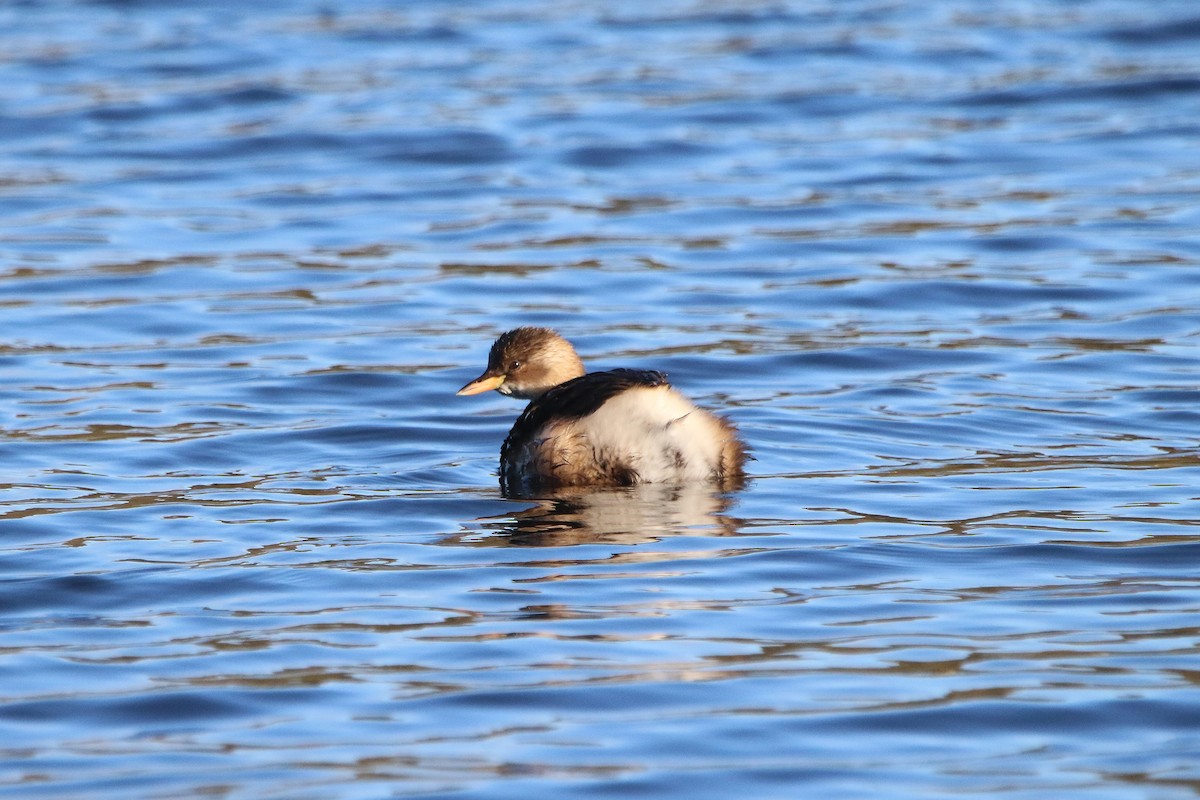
left=2, top=1, right=1199, bottom=798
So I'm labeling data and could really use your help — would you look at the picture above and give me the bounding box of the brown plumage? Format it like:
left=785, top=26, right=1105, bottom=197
left=458, top=327, right=747, bottom=495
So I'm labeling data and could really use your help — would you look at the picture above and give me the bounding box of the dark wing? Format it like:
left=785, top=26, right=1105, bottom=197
left=532, top=369, right=668, bottom=421
left=501, top=369, right=668, bottom=469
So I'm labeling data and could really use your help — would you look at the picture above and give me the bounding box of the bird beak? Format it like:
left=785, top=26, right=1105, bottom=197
left=457, top=372, right=505, bottom=396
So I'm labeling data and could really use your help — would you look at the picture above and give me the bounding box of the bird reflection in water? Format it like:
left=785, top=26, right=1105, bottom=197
left=450, top=482, right=745, bottom=547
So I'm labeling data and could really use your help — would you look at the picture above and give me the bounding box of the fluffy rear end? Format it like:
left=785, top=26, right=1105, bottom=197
left=511, top=386, right=744, bottom=490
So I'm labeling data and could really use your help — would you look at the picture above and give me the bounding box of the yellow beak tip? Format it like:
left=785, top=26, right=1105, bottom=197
left=457, top=374, right=505, bottom=396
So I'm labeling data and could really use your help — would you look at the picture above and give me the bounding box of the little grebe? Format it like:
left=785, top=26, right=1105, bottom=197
left=457, top=327, right=747, bottom=494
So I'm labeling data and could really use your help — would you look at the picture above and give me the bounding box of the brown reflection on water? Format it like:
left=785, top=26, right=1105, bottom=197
left=449, top=484, right=744, bottom=548
left=0, top=421, right=243, bottom=443
left=0, top=470, right=357, bottom=521
left=872, top=448, right=1200, bottom=479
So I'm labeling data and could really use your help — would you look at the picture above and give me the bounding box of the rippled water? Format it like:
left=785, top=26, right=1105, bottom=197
left=3, top=1, right=1200, bottom=798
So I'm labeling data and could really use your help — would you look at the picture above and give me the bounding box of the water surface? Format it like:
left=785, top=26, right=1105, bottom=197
left=2, top=1, right=1199, bottom=798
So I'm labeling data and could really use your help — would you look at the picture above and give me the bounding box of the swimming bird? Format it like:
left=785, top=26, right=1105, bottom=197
left=457, top=327, right=747, bottom=494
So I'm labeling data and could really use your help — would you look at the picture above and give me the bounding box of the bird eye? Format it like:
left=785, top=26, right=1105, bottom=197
left=509, top=360, right=521, bottom=370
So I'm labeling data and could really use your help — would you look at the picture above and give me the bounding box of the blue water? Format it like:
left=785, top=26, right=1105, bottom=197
left=2, top=1, right=1200, bottom=798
